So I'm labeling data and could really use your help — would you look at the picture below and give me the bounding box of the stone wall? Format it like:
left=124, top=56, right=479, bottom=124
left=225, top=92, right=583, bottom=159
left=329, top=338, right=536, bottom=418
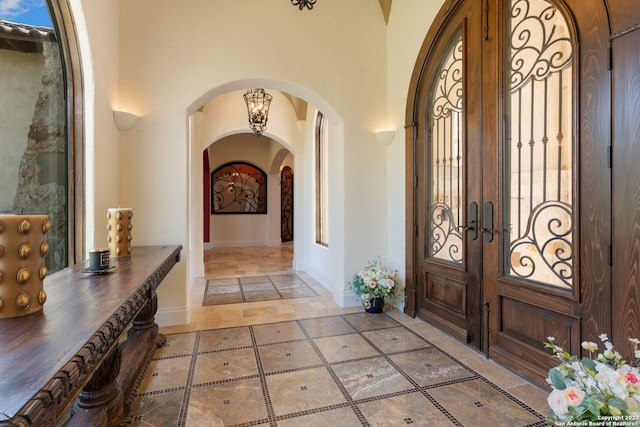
left=12, top=40, right=67, bottom=273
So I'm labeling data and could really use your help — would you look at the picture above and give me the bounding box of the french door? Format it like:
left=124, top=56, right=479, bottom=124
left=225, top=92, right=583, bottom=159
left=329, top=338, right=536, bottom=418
left=413, top=0, right=484, bottom=348
left=409, top=0, right=610, bottom=383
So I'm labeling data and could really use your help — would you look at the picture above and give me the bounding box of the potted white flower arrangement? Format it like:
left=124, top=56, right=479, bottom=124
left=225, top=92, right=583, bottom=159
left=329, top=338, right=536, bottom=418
left=544, top=334, right=640, bottom=425
left=349, top=258, right=400, bottom=313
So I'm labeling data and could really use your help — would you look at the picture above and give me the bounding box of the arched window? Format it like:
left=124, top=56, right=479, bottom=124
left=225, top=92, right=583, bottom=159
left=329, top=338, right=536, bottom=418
left=504, top=0, right=574, bottom=289
left=427, top=32, right=463, bottom=264
left=315, top=110, right=329, bottom=246
left=0, top=0, right=84, bottom=272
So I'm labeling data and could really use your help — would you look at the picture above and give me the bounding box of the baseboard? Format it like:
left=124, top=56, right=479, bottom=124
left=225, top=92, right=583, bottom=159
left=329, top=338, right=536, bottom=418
left=156, top=305, right=191, bottom=328
left=303, top=266, right=331, bottom=290
left=332, top=290, right=362, bottom=308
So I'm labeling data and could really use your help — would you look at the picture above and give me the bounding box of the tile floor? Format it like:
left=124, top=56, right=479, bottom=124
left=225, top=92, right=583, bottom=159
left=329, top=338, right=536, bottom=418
left=203, top=274, right=318, bottom=306
left=129, top=243, right=552, bottom=426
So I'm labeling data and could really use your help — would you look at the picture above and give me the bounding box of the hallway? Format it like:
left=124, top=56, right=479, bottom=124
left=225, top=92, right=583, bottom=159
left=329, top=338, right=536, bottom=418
left=129, top=244, right=551, bottom=426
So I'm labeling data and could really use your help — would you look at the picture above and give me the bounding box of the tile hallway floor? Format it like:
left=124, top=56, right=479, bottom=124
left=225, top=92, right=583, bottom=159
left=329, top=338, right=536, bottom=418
left=202, top=274, right=319, bottom=306
left=129, top=244, right=551, bottom=426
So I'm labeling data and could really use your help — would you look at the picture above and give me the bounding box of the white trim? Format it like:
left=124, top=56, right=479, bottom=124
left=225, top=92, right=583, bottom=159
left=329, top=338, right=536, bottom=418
left=333, top=290, right=362, bottom=308
left=156, top=305, right=191, bottom=327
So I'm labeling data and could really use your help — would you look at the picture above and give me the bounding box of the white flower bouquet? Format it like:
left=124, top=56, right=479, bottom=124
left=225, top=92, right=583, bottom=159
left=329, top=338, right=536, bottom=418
left=349, top=258, right=400, bottom=303
left=544, top=334, right=640, bottom=425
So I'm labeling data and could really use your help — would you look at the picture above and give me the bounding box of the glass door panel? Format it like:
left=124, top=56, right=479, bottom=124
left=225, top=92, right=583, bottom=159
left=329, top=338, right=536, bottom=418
left=428, top=33, right=464, bottom=265
left=504, top=0, right=574, bottom=289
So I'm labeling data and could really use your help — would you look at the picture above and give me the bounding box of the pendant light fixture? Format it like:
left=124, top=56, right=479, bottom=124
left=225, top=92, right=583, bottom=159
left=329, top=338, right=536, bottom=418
left=291, top=0, right=317, bottom=11
left=243, top=88, right=273, bottom=136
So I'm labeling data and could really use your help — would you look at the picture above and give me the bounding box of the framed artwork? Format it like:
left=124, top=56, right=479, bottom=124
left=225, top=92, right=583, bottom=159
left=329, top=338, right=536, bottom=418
left=211, top=162, right=267, bottom=214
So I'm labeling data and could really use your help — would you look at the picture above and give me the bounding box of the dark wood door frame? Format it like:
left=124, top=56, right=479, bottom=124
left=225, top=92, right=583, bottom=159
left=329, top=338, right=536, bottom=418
left=405, top=0, right=466, bottom=319
left=414, top=0, right=484, bottom=349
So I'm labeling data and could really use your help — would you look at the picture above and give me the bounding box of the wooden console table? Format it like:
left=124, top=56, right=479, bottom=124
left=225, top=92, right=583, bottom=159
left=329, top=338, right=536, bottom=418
left=0, top=245, right=182, bottom=427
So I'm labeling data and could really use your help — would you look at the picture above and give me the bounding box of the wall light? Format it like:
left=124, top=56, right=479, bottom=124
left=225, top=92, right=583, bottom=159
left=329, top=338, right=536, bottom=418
left=113, top=110, right=139, bottom=131
left=375, top=130, right=396, bottom=146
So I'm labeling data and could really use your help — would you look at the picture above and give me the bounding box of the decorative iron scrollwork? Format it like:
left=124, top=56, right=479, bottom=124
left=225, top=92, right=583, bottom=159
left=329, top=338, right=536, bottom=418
left=211, top=162, right=267, bottom=214
left=432, top=38, right=463, bottom=119
left=280, top=166, right=294, bottom=242
left=430, top=203, right=463, bottom=263
left=428, top=33, right=464, bottom=265
left=509, top=200, right=573, bottom=288
left=505, top=0, right=574, bottom=289
left=509, top=0, right=572, bottom=92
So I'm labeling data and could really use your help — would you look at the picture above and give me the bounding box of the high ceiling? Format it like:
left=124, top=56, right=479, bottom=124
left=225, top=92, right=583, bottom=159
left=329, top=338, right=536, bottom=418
left=280, top=0, right=392, bottom=118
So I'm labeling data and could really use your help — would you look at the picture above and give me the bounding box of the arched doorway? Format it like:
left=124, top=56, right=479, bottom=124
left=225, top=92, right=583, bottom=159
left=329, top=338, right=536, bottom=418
left=406, top=0, right=610, bottom=383
left=187, top=83, right=346, bottom=306
left=280, top=165, right=294, bottom=242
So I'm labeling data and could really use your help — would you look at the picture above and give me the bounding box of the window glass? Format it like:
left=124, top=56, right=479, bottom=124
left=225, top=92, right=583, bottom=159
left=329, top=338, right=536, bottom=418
left=0, top=2, right=69, bottom=273
left=504, top=0, right=574, bottom=289
left=427, top=32, right=464, bottom=264
left=315, top=111, right=329, bottom=246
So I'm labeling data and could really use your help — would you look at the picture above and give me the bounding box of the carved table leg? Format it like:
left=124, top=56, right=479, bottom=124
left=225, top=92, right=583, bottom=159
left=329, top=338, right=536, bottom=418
left=131, top=287, right=165, bottom=348
left=76, top=345, right=121, bottom=409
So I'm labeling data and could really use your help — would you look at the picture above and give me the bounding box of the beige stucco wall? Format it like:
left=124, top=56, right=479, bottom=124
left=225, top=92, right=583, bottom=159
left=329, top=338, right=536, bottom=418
left=70, top=0, right=191, bottom=323
left=68, top=0, right=445, bottom=325
left=386, top=1, right=445, bottom=307
left=70, top=0, right=120, bottom=247
left=116, top=0, right=389, bottom=317
left=0, top=49, right=44, bottom=211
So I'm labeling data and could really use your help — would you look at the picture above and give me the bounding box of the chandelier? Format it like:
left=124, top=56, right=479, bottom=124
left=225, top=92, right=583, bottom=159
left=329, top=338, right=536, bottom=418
left=243, top=88, right=273, bottom=136
left=291, top=0, right=316, bottom=10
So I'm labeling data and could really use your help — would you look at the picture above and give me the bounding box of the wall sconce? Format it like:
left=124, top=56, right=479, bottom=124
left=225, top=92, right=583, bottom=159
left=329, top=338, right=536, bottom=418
left=113, top=110, right=140, bottom=131
left=375, top=130, right=395, bottom=146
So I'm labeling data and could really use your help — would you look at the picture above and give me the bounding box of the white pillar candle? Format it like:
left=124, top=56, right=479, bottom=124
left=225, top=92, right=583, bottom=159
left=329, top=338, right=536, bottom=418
left=0, top=214, right=50, bottom=318
left=107, top=208, right=133, bottom=257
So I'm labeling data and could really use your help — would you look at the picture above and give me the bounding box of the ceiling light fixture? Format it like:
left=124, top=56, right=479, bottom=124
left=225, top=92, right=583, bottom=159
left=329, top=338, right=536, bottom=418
left=291, top=0, right=317, bottom=11
left=243, top=88, right=273, bottom=136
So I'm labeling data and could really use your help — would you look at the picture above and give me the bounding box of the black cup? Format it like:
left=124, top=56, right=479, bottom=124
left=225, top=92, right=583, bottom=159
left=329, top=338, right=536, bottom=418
left=89, top=249, right=110, bottom=271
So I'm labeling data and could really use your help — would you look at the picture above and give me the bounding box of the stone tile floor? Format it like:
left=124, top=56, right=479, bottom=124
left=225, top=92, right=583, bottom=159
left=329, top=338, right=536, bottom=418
left=203, top=274, right=318, bottom=306
left=128, top=244, right=551, bottom=426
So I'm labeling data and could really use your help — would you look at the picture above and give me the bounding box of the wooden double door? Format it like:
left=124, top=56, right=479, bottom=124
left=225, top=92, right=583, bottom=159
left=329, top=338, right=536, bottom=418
left=407, top=0, right=612, bottom=383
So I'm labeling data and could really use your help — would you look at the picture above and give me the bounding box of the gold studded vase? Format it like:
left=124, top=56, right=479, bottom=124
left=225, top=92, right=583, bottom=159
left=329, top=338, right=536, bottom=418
left=107, top=208, right=133, bottom=257
left=0, top=214, right=50, bottom=318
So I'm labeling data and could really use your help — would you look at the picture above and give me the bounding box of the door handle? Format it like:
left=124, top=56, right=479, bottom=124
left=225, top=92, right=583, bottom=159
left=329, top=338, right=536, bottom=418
left=481, top=201, right=494, bottom=242
left=468, top=201, right=478, bottom=240
left=456, top=202, right=478, bottom=240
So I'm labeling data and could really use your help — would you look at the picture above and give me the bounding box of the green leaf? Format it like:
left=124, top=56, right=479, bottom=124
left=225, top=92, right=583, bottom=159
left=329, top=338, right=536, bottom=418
left=607, top=396, right=629, bottom=411
left=587, top=403, right=600, bottom=418
left=548, top=368, right=567, bottom=390
left=582, top=357, right=596, bottom=373
left=573, top=405, right=593, bottom=420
